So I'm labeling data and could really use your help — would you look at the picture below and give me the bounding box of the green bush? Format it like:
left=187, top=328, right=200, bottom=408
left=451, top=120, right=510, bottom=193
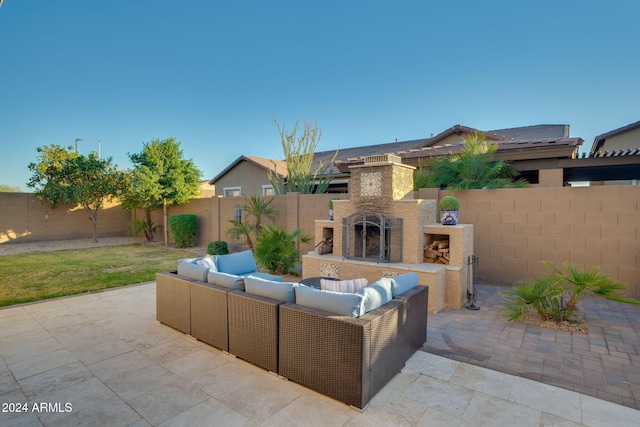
left=254, top=225, right=311, bottom=275
left=502, top=261, right=639, bottom=323
left=207, top=240, right=229, bottom=255
left=168, top=214, right=197, bottom=248
left=438, top=195, right=460, bottom=211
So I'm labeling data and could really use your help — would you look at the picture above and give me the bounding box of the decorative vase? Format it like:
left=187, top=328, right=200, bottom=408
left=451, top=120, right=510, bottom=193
left=440, top=210, right=459, bottom=225
left=328, top=208, right=334, bottom=221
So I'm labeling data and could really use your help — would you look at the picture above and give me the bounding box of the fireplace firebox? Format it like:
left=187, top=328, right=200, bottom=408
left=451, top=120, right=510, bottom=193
left=342, top=211, right=402, bottom=263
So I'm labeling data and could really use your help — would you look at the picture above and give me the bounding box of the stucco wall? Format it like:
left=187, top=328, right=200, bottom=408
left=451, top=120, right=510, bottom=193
left=0, top=193, right=129, bottom=244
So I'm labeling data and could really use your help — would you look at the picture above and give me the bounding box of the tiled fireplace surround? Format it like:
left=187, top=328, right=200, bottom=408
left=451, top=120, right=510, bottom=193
left=302, top=155, right=473, bottom=313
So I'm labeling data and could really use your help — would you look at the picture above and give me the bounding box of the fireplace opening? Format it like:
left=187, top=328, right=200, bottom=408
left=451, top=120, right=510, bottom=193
left=342, top=211, right=402, bottom=263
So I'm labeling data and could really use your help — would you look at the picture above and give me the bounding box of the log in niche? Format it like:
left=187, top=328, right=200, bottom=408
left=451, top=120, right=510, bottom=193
left=424, top=239, right=450, bottom=265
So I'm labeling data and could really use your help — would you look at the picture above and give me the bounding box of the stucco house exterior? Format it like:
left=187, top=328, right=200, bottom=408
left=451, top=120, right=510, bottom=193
left=208, top=155, right=287, bottom=197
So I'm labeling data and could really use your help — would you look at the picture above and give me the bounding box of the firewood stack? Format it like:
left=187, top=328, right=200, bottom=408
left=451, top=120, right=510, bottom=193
left=424, top=239, right=450, bottom=264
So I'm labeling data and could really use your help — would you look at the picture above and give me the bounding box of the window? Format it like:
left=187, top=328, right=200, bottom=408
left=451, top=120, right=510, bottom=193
left=223, top=187, right=241, bottom=197
left=262, top=185, right=274, bottom=196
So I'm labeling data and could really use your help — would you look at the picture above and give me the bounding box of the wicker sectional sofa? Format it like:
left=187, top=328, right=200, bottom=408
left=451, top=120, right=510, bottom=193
left=156, top=270, right=428, bottom=410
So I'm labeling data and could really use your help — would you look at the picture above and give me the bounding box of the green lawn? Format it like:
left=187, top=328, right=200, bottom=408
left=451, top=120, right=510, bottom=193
left=0, top=244, right=198, bottom=307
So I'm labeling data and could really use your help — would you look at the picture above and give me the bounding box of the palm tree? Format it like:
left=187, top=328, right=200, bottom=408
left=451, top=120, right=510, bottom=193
left=253, top=225, right=311, bottom=274
left=414, top=132, right=529, bottom=190
left=242, top=195, right=278, bottom=235
left=225, top=195, right=278, bottom=249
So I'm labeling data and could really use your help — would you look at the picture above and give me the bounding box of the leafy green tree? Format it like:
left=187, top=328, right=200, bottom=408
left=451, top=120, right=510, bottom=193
left=267, top=118, right=337, bottom=194
left=27, top=144, right=126, bottom=242
left=414, top=132, right=529, bottom=190
left=121, top=138, right=202, bottom=244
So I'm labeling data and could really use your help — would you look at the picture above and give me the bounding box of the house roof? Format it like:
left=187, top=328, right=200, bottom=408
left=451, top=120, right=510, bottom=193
left=329, top=124, right=577, bottom=171
left=312, top=124, right=569, bottom=174
left=590, top=120, right=640, bottom=154
left=335, top=137, right=583, bottom=172
left=208, top=155, right=287, bottom=185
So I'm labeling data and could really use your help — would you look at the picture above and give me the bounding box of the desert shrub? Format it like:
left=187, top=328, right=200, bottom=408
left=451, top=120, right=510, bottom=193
left=502, top=261, right=639, bottom=323
left=207, top=240, right=229, bottom=255
left=254, top=225, right=310, bottom=275
left=168, top=214, right=197, bottom=248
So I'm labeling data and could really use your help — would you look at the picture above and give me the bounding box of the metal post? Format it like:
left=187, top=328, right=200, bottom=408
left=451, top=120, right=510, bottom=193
left=465, top=255, right=480, bottom=310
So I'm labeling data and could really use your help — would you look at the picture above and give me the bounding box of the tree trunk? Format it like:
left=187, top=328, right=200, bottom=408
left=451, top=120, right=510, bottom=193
left=163, top=198, right=168, bottom=246
left=84, top=205, right=99, bottom=243
left=145, top=209, right=154, bottom=242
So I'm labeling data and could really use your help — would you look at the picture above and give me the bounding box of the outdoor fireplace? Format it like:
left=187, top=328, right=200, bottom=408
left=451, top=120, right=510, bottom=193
left=304, top=154, right=474, bottom=313
left=342, top=211, right=402, bottom=263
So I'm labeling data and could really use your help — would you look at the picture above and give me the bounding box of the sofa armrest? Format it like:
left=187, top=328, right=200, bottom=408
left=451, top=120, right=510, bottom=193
left=228, top=291, right=282, bottom=372
left=156, top=271, right=191, bottom=334
left=393, top=285, right=429, bottom=353
left=190, top=280, right=233, bottom=351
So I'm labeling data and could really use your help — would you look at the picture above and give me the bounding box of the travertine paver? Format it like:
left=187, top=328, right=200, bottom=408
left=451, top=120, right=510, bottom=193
left=0, top=282, right=638, bottom=426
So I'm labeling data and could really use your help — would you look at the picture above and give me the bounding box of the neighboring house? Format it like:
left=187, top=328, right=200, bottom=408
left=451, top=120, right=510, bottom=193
left=590, top=120, right=640, bottom=155
left=196, top=181, right=216, bottom=198
left=582, top=120, right=640, bottom=185
left=333, top=124, right=581, bottom=187
left=210, top=122, right=640, bottom=192
left=208, top=155, right=287, bottom=197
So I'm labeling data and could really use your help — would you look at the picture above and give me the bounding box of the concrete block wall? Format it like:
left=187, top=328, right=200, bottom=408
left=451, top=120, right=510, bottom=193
left=0, top=193, right=129, bottom=244
left=456, top=186, right=640, bottom=297
left=3, top=186, right=638, bottom=300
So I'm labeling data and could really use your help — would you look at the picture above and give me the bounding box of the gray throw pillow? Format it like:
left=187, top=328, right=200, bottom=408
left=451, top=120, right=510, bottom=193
left=177, top=260, right=208, bottom=282
left=359, top=278, right=393, bottom=313
left=294, top=285, right=365, bottom=317
left=391, top=272, right=419, bottom=297
left=243, top=275, right=296, bottom=302
left=207, top=271, right=245, bottom=290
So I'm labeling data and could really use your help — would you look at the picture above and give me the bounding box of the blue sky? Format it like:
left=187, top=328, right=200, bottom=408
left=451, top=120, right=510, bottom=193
left=1, top=1, right=639, bottom=190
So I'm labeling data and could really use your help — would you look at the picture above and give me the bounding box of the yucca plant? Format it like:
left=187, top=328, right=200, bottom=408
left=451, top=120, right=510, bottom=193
left=254, top=225, right=311, bottom=275
left=127, top=218, right=162, bottom=242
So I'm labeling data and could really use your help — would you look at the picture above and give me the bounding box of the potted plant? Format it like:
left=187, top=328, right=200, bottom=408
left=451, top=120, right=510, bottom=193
left=439, top=195, right=460, bottom=225
left=328, top=197, right=340, bottom=221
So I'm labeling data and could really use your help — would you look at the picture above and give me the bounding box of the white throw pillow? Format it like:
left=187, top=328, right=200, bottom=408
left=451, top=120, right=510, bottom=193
left=320, top=278, right=368, bottom=293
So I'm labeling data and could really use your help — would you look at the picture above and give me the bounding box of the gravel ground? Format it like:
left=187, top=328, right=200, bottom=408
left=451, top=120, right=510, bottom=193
left=0, top=237, right=208, bottom=256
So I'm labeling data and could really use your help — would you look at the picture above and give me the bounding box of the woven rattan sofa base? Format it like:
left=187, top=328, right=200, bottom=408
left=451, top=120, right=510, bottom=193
left=156, top=271, right=191, bottom=334
left=156, top=271, right=232, bottom=351
left=190, top=281, right=232, bottom=351
left=228, top=291, right=281, bottom=372
left=278, top=285, right=429, bottom=410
